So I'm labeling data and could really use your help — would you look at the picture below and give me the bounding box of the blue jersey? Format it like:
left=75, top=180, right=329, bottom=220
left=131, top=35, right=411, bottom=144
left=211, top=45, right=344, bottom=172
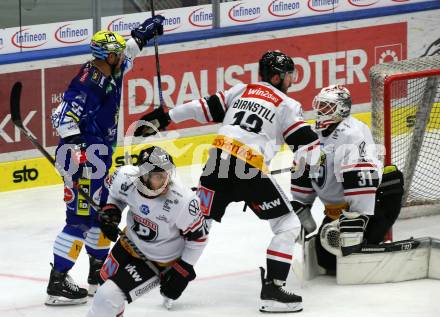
left=52, top=38, right=141, bottom=149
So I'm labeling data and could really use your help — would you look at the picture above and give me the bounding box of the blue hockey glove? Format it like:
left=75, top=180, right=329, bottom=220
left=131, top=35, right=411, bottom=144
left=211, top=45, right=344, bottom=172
left=131, top=15, right=165, bottom=49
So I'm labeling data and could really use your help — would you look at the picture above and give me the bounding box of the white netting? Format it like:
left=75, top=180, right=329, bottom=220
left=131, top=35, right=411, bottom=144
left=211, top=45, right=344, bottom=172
left=370, top=56, right=440, bottom=212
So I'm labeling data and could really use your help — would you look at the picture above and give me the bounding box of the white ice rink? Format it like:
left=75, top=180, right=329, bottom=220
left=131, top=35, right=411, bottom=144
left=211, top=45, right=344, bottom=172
left=0, top=163, right=439, bottom=317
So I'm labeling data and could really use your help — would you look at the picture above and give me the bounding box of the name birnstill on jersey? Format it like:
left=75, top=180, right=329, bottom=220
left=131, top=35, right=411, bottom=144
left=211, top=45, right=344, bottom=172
left=291, top=116, right=382, bottom=219
left=168, top=82, right=319, bottom=169
left=106, top=165, right=209, bottom=266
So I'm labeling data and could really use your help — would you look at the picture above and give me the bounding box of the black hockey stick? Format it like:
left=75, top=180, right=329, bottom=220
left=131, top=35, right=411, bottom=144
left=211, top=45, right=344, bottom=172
left=150, top=0, right=165, bottom=108
left=9, top=81, right=161, bottom=277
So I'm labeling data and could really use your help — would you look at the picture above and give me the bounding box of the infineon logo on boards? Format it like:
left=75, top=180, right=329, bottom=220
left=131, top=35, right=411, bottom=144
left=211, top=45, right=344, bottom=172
left=11, top=28, right=48, bottom=48
left=55, top=24, right=89, bottom=44
left=228, top=2, right=262, bottom=22
left=163, top=15, right=182, bottom=32
left=307, top=0, right=339, bottom=12
left=268, top=0, right=301, bottom=17
left=348, top=0, right=380, bottom=7
left=107, top=18, right=141, bottom=36
left=188, top=8, right=212, bottom=27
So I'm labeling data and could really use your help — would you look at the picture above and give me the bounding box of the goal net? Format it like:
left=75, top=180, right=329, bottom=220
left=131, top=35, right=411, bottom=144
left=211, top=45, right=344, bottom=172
left=370, top=55, right=440, bottom=218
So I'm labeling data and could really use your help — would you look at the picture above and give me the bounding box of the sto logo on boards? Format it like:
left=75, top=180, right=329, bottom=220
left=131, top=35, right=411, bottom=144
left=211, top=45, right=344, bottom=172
left=12, top=165, right=39, bottom=183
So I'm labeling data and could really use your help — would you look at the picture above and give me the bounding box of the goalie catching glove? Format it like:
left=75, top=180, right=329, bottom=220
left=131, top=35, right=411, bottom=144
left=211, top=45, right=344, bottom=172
left=160, top=259, right=196, bottom=300
left=339, top=211, right=369, bottom=256
left=134, top=106, right=171, bottom=137
left=97, top=204, right=122, bottom=242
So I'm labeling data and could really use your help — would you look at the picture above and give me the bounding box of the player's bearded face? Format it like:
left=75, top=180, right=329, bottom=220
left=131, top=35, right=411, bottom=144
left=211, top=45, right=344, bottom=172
left=280, top=70, right=296, bottom=93
left=108, top=52, right=125, bottom=73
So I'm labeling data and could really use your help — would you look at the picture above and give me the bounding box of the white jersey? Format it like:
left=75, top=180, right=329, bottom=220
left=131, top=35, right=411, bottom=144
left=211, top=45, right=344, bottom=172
left=169, top=82, right=319, bottom=170
left=107, top=165, right=208, bottom=265
left=291, top=116, right=383, bottom=217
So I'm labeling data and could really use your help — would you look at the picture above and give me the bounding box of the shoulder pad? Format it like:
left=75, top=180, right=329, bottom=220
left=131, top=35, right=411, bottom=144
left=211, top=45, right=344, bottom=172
left=73, top=62, right=108, bottom=90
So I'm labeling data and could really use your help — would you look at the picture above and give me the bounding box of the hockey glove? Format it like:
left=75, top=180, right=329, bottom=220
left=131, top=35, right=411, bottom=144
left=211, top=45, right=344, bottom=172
left=339, top=211, right=369, bottom=256
left=98, top=204, right=122, bottom=242
left=134, top=106, right=171, bottom=137
left=291, top=200, right=316, bottom=234
left=131, top=15, right=165, bottom=49
left=160, top=259, right=196, bottom=300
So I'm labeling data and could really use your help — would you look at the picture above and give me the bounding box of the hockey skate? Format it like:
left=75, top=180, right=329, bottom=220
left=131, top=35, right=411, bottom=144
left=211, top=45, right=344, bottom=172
left=87, top=255, right=104, bottom=296
left=259, top=267, right=303, bottom=313
left=45, top=264, right=88, bottom=306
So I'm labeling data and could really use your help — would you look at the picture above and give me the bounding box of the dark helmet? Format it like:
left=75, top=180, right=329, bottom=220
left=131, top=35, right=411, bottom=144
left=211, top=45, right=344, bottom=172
left=136, top=146, right=175, bottom=197
left=259, top=50, right=295, bottom=83
left=137, top=146, right=175, bottom=173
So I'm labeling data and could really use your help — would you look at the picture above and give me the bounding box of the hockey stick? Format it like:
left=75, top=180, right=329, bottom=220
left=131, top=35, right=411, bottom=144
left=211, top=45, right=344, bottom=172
left=10, top=81, right=164, bottom=279
left=149, top=0, right=165, bottom=108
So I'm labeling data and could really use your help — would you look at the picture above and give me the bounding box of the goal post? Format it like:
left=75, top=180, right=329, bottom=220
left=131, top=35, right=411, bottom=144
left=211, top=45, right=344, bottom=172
left=370, top=55, right=440, bottom=219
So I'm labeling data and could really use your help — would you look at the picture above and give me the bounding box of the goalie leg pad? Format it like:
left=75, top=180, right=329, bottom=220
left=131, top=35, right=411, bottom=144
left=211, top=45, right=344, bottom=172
left=337, top=238, right=432, bottom=284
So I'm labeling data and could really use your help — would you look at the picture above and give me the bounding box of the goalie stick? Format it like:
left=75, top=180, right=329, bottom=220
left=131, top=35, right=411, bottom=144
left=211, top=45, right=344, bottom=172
left=150, top=0, right=165, bottom=109
left=9, top=81, right=168, bottom=288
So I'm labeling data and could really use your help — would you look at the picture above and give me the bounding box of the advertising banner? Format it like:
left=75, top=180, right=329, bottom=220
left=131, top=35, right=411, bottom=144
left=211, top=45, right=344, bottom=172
left=123, top=22, right=407, bottom=132
left=0, top=19, right=93, bottom=54
left=220, top=0, right=430, bottom=27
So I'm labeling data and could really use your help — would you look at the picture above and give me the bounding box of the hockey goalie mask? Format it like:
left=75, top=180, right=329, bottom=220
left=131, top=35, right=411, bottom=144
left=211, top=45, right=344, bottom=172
left=312, top=85, right=352, bottom=131
left=135, top=146, right=175, bottom=197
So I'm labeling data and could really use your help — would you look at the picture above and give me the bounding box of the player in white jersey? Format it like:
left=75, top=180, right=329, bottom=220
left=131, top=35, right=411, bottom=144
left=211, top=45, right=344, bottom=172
left=134, top=51, right=321, bottom=313
left=86, top=146, right=208, bottom=317
left=291, top=85, right=403, bottom=272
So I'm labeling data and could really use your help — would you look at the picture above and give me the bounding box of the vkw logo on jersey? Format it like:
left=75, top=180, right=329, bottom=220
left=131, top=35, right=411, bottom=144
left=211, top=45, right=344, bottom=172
left=139, top=204, right=150, bottom=216
left=307, top=0, right=339, bottom=12
left=251, top=199, right=281, bottom=212
left=228, top=2, right=262, bottom=23
left=268, top=0, right=301, bottom=17
left=125, top=264, right=143, bottom=282
left=188, top=8, right=212, bottom=27
left=11, top=28, right=48, bottom=48
left=348, top=0, right=379, bottom=7
left=55, top=24, right=89, bottom=44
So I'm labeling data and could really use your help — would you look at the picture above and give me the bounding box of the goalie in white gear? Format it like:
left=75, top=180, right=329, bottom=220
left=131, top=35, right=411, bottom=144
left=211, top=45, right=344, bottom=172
left=291, top=85, right=404, bottom=272
left=86, top=146, right=209, bottom=317
left=134, top=50, right=322, bottom=313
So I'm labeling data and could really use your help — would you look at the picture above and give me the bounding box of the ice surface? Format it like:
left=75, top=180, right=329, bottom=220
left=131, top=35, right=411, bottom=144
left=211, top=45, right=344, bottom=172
left=0, top=163, right=439, bottom=317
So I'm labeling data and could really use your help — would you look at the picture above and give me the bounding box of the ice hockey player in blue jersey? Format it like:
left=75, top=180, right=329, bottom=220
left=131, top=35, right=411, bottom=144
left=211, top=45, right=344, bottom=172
left=46, top=16, right=165, bottom=306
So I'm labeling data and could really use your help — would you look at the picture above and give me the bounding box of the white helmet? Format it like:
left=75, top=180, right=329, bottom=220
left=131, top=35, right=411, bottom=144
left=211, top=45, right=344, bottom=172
left=312, top=85, right=351, bottom=131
